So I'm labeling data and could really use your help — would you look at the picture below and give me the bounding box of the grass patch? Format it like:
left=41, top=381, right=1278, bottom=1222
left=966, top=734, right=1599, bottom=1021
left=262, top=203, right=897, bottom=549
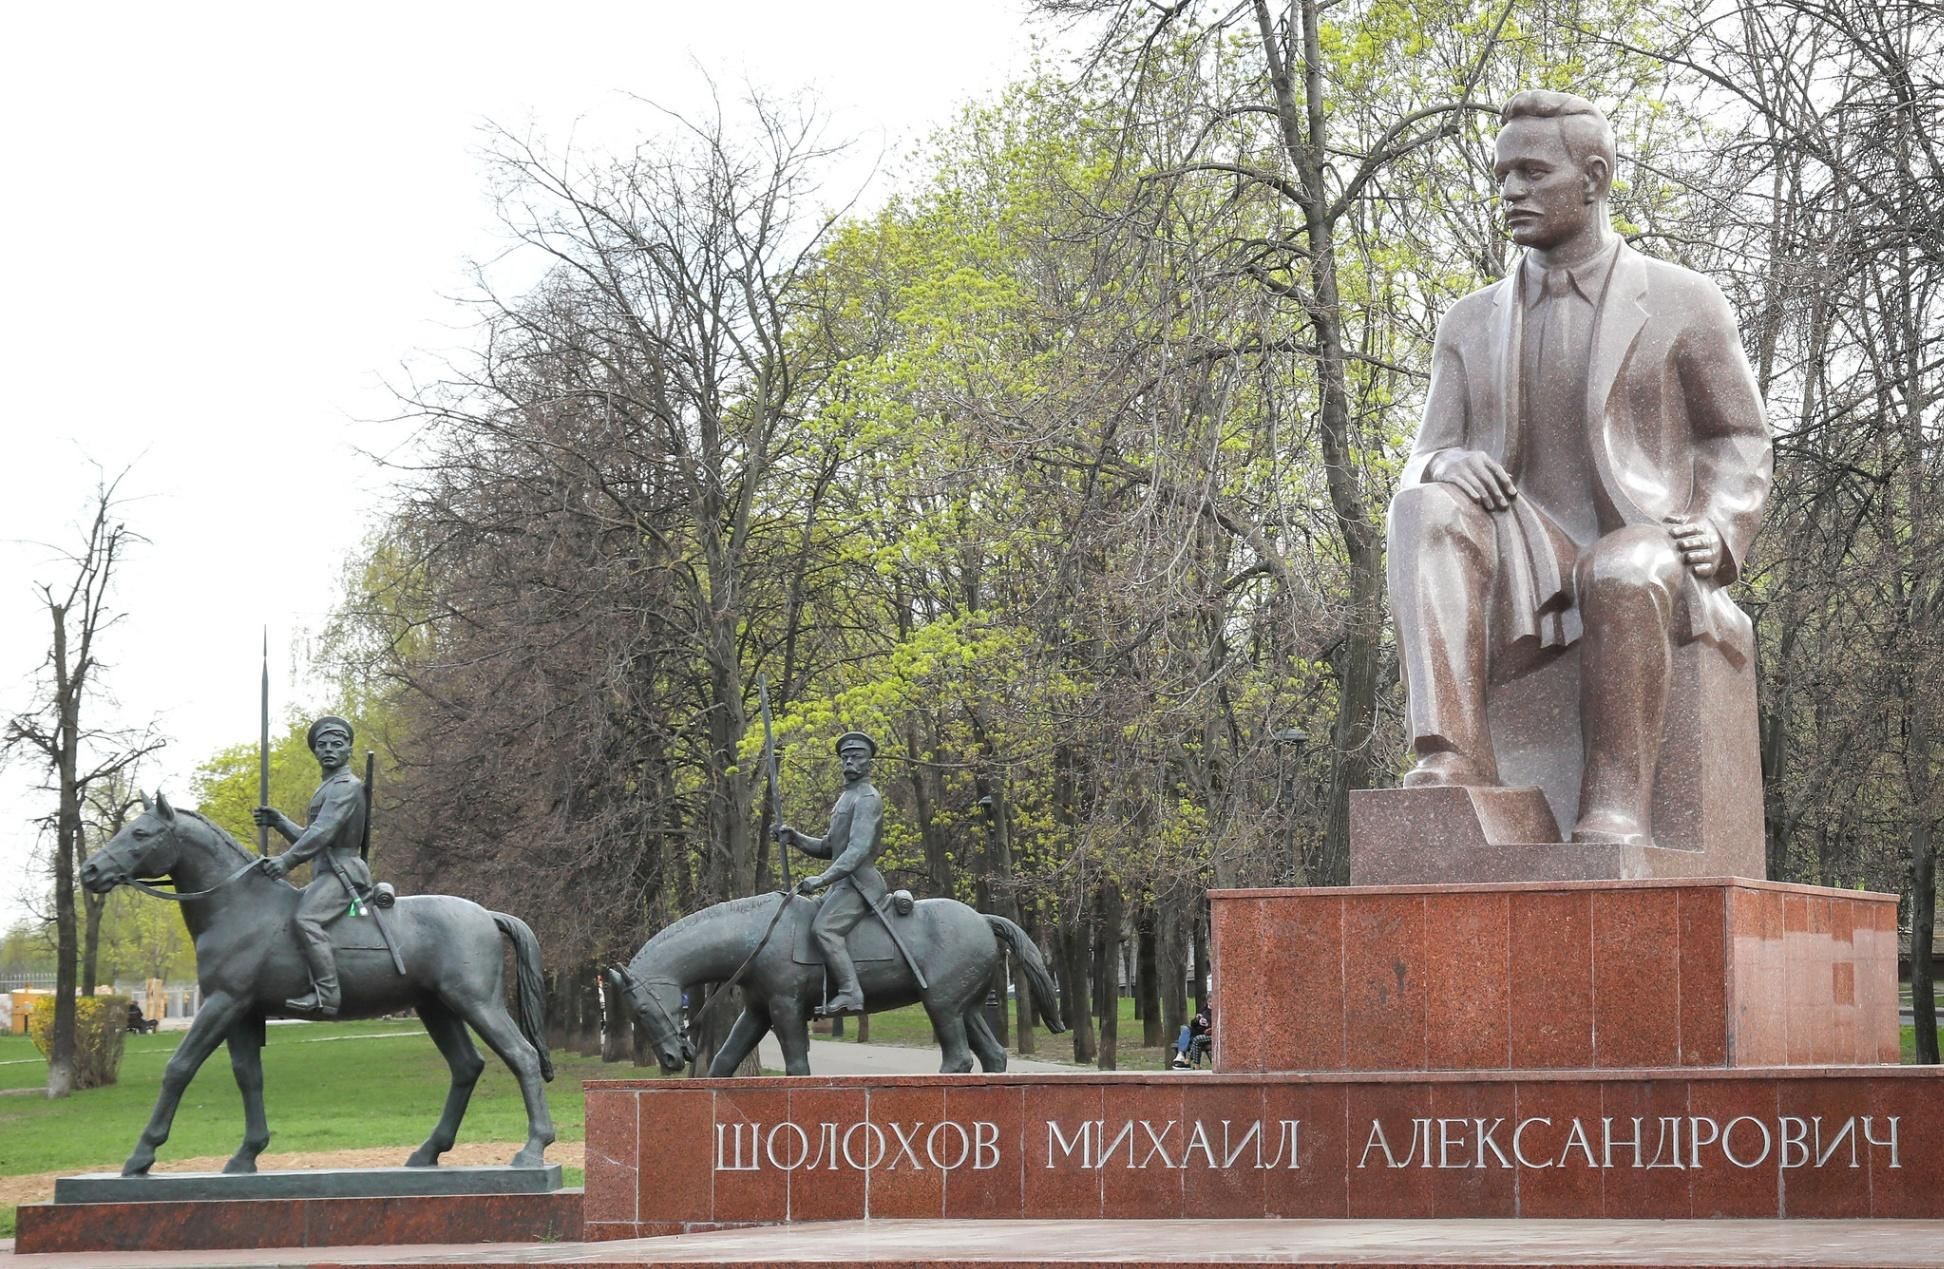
left=0, top=1019, right=671, bottom=1235
left=1901, top=1023, right=1944, bottom=1063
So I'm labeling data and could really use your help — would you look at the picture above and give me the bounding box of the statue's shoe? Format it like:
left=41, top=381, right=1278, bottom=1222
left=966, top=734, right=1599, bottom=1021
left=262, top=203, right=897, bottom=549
left=1401, top=751, right=1497, bottom=788
left=283, top=993, right=339, bottom=1020
left=1570, top=813, right=1655, bottom=849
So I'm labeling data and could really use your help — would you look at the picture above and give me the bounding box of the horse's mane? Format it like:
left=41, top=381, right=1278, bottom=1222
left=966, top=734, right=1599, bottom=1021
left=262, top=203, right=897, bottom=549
left=627, top=892, right=784, bottom=976
left=176, top=807, right=259, bottom=868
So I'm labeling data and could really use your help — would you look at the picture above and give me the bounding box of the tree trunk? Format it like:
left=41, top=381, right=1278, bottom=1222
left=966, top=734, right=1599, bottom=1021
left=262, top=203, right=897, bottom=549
left=907, top=719, right=952, bottom=897
left=1138, top=912, right=1163, bottom=1046
left=601, top=973, right=630, bottom=1063
left=1192, top=901, right=1211, bottom=1015
left=1057, top=911, right=1096, bottom=1064
left=969, top=712, right=1015, bottom=1049
left=1158, top=895, right=1188, bottom=1057
left=1911, top=825, right=1938, bottom=1064
left=1014, top=911, right=1038, bottom=1055
left=80, top=888, right=105, bottom=997
left=545, top=968, right=571, bottom=1049
left=1250, top=0, right=1384, bottom=885
left=1096, top=880, right=1122, bottom=1070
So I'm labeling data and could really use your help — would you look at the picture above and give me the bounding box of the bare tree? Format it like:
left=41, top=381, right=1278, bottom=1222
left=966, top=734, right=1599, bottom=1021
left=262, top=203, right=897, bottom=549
left=77, top=768, right=149, bottom=996
left=4, top=471, right=163, bottom=1097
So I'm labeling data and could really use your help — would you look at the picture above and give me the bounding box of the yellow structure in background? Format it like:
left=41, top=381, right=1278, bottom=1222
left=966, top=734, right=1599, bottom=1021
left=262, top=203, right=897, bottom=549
left=8, top=985, right=132, bottom=1033
left=10, top=988, right=51, bottom=1034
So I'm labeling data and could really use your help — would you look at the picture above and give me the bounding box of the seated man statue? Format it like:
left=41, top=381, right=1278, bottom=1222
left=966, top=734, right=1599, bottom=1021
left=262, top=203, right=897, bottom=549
left=1388, top=89, right=1770, bottom=849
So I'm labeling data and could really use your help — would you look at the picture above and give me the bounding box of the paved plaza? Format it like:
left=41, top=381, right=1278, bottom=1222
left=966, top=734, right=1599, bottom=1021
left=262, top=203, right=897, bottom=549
left=8, top=1219, right=1944, bottom=1267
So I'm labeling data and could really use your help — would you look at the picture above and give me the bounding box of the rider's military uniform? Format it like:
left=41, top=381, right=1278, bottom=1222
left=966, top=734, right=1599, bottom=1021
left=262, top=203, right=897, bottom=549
left=796, top=747, right=885, bottom=1012
left=282, top=750, right=369, bottom=1015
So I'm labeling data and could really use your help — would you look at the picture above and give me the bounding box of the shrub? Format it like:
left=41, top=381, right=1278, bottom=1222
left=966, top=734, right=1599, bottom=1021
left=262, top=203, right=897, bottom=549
left=28, top=994, right=131, bottom=1089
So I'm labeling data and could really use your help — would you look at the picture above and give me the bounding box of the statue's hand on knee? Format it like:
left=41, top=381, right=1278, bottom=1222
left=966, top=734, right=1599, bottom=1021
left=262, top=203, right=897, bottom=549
left=1427, top=449, right=1518, bottom=511
left=1664, top=516, right=1722, bottom=578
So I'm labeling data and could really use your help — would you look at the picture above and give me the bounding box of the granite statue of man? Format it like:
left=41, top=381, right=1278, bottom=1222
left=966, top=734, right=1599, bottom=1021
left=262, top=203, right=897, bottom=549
left=1387, top=89, right=1771, bottom=848
left=773, top=731, right=885, bottom=1014
left=251, top=715, right=371, bottom=1017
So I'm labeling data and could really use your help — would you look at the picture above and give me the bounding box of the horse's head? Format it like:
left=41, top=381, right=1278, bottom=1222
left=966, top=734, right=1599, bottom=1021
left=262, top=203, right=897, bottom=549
left=605, top=964, right=692, bottom=1072
left=81, top=791, right=183, bottom=894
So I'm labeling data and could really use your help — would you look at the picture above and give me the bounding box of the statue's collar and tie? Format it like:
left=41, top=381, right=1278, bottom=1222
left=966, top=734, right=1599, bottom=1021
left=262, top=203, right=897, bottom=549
left=1521, top=236, right=1620, bottom=308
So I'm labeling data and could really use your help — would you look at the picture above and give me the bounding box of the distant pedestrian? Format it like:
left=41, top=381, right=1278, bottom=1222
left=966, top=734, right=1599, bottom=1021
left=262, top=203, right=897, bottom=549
left=1171, top=1009, right=1212, bottom=1069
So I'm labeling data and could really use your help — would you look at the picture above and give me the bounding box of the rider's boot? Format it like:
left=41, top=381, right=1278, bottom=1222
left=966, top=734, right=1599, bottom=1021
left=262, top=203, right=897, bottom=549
left=286, top=920, right=341, bottom=1019
left=820, top=954, right=866, bottom=1016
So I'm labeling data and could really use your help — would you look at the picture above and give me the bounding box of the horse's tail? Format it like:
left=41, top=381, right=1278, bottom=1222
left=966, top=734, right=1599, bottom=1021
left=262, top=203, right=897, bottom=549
left=492, top=911, right=555, bottom=1082
left=985, top=915, right=1066, bottom=1034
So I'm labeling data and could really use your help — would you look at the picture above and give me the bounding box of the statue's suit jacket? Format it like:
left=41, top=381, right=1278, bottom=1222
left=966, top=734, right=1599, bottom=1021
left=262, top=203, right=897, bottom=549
left=1399, top=242, right=1772, bottom=658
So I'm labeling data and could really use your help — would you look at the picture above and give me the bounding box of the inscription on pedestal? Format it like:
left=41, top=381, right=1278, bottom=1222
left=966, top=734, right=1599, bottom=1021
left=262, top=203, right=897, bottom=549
left=710, top=1111, right=1898, bottom=1177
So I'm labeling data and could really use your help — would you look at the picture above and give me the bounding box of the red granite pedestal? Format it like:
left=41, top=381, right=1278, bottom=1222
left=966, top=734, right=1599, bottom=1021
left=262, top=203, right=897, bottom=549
left=1207, top=878, right=1901, bottom=1073
left=581, top=876, right=1937, bottom=1232
left=581, top=1067, right=1941, bottom=1233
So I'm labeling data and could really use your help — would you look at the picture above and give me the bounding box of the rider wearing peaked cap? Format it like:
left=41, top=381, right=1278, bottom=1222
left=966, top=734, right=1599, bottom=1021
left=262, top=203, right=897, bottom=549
left=252, top=716, right=369, bottom=1018
left=774, top=730, right=885, bottom=1015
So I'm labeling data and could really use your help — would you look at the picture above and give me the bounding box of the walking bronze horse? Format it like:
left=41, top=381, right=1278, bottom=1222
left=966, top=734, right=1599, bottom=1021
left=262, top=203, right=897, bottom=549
left=607, top=892, right=1065, bottom=1075
left=80, top=792, right=556, bottom=1176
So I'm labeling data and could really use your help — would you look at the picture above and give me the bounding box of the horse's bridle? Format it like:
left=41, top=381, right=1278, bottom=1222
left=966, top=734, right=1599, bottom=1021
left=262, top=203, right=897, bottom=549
left=108, top=816, right=266, bottom=903
left=621, top=972, right=688, bottom=1053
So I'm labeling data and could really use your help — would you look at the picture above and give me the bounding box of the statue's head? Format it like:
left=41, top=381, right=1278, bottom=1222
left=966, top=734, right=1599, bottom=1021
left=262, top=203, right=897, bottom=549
left=1494, top=90, right=1615, bottom=251
left=307, top=716, right=354, bottom=771
left=835, top=731, right=877, bottom=783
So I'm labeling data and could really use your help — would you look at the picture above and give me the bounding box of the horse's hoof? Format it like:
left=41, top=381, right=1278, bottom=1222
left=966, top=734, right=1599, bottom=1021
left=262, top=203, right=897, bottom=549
left=509, top=1145, right=547, bottom=1168
left=121, top=1160, right=153, bottom=1178
left=405, top=1148, right=439, bottom=1168
left=222, top=1157, right=258, bottom=1175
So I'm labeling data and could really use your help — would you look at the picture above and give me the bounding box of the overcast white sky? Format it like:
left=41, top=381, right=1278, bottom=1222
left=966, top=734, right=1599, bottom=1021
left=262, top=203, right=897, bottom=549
left=0, top=1, right=1046, bottom=926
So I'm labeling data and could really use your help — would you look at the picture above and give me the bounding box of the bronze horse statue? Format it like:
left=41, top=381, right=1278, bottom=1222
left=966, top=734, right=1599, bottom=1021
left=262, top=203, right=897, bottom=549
left=80, top=792, right=556, bottom=1176
left=608, top=892, right=1065, bottom=1075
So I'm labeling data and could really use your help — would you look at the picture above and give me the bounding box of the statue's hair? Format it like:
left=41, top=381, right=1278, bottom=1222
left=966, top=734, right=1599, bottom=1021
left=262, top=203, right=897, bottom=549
left=1502, top=89, right=1616, bottom=183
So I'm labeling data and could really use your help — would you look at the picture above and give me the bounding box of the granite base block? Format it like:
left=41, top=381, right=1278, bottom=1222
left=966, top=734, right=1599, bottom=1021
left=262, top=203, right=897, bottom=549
left=1210, top=878, right=1900, bottom=1073
left=53, top=1163, right=562, bottom=1203
left=12, top=1186, right=582, bottom=1254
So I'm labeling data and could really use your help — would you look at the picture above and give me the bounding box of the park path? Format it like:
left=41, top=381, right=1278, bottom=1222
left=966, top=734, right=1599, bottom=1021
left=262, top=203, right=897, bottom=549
left=755, top=1034, right=1077, bottom=1075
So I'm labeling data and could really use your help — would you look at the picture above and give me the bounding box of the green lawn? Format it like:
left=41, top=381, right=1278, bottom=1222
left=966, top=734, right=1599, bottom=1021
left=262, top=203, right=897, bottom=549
left=0, top=1021, right=663, bottom=1236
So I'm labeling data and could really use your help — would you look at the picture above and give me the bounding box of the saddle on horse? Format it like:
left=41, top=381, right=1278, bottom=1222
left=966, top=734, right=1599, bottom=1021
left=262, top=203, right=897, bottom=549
left=791, top=888, right=922, bottom=1012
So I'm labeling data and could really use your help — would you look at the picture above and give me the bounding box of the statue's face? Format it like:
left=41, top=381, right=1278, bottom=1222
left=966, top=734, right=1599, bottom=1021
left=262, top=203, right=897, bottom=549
left=839, top=745, right=873, bottom=782
left=1494, top=117, right=1602, bottom=250
left=312, top=729, right=351, bottom=772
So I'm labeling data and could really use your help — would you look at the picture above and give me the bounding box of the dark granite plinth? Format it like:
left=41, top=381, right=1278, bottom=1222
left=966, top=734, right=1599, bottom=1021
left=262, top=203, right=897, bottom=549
left=14, top=1185, right=581, bottom=1254
left=53, top=1163, right=562, bottom=1204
